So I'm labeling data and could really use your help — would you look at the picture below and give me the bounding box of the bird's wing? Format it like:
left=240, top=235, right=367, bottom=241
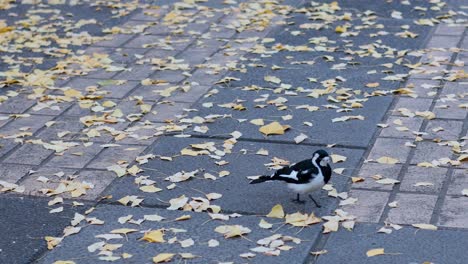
left=272, top=159, right=318, bottom=184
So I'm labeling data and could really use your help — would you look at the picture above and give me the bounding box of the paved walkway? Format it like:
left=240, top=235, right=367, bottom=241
left=0, top=0, right=467, bottom=263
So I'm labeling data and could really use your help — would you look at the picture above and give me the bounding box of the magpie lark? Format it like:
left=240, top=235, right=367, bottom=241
left=250, top=149, right=332, bottom=208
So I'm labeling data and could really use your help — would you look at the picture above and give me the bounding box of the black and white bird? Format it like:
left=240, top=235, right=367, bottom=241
left=250, top=149, right=332, bottom=208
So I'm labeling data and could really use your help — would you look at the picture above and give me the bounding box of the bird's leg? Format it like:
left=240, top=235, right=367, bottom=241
left=308, top=194, right=321, bottom=208
left=292, top=193, right=305, bottom=204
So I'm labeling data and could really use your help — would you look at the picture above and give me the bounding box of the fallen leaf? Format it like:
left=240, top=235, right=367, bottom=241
left=152, top=253, right=175, bottom=263
left=259, top=219, right=273, bottom=229
left=366, top=248, right=385, bottom=257
left=142, top=229, right=165, bottom=243
left=412, top=224, right=437, bottom=230
left=376, top=156, right=399, bottom=164
left=266, top=204, right=285, bottom=218
left=259, top=122, right=290, bottom=136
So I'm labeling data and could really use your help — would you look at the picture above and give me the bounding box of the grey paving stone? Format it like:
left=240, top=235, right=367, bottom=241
left=0, top=195, right=88, bottom=264
left=0, top=139, right=19, bottom=158
left=410, top=141, right=453, bottom=165
left=93, top=34, right=134, bottom=47
left=37, top=204, right=322, bottom=264
left=0, top=96, right=36, bottom=114
left=341, top=189, right=390, bottom=223
left=35, top=116, right=85, bottom=141
left=379, top=116, right=424, bottom=139
left=128, top=83, right=170, bottom=101
left=367, top=138, right=411, bottom=163
left=185, top=68, right=226, bottom=85
left=104, top=136, right=363, bottom=216
left=143, top=102, right=192, bottom=122
left=440, top=81, right=468, bottom=97
left=434, top=24, right=466, bottom=36
left=399, top=166, right=448, bottom=193
left=45, top=143, right=103, bottom=169
left=424, top=119, right=464, bottom=140
left=4, top=143, right=54, bottom=166
left=352, top=163, right=402, bottom=191
left=404, top=78, right=440, bottom=98
left=113, top=65, right=155, bottom=80
left=447, top=169, right=468, bottom=196
left=317, top=223, right=468, bottom=264
left=130, top=8, right=168, bottom=21
left=176, top=47, right=216, bottom=65
left=0, top=115, right=53, bottom=136
left=391, top=97, right=434, bottom=116
left=386, top=193, right=437, bottom=224
left=87, top=145, right=146, bottom=170
left=27, top=101, right=73, bottom=116
left=19, top=167, right=77, bottom=196
left=151, top=69, right=187, bottom=83
left=427, top=35, right=461, bottom=49
left=98, top=80, right=139, bottom=99
left=0, top=163, right=33, bottom=183
left=170, top=85, right=211, bottom=103
left=117, top=123, right=162, bottom=145
left=123, top=34, right=161, bottom=48
left=433, top=99, right=467, bottom=120
left=438, top=196, right=468, bottom=228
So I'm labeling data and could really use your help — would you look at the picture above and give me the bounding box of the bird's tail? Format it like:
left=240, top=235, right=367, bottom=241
left=249, top=175, right=272, bottom=184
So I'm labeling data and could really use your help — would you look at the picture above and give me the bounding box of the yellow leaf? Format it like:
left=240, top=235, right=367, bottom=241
left=335, top=25, right=347, bottom=33
left=366, top=82, right=380, bottom=88
left=264, top=75, right=281, bottom=84
left=266, top=204, right=285, bottom=218
left=142, top=229, right=165, bottom=243
left=351, top=177, right=364, bottom=183
left=175, top=215, right=191, bottom=221
left=53, top=261, right=75, bottom=264
left=152, top=253, right=175, bottom=263
left=63, top=89, right=83, bottom=98
left=259, top=122, right=290, bottom=136
left=259, top=219, right=273, bottom=229
left=139, top=185, right=162, bottom=193
left=110, top=228, right=138, bottom=235
left=214, top=225, right=251, bottom=238
left=250, top=118, right=265, bottom=126
left=412, top=223, right=437, bottom=230
left=367, top=248, right=385, bottom=257
left=331, top=154, right=347, bottom=163
left=376, top=156, right=399, bottom=164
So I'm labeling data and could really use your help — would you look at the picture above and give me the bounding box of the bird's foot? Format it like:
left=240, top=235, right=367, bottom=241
left=291, top=198, right=306, bottom=204
left=308, top=194, right=322, bottom=208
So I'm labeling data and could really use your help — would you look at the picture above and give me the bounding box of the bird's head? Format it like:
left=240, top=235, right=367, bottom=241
left=313, top=149, right=331, bottom=167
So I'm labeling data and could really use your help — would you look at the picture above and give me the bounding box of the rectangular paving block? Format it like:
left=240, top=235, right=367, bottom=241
left=4, top=143, right=54, bottom=166
left=399, top=166, right=448, bottom=194
left=378, top=116, right=424, bottom=139
left=410, top=141, right=454, bottom=165
left=352, top=163, right=402, bottom=191
left=103, top=136, right=364, bottom=216
left=0, top=163, right=33, bottom=183
left=438, top=196, right=468, bottom=228
left=367, top=138, right=411, bottom=163
left=447, top=169, right=468, bottom=196
left=386, top=193, right=437, bottom=224
left=87, top=145, right=146, bottom=170
left=45, top=143, right=103, bottom=169
left=37, top=204, right=322, bottom=264
left=341, top=189, right=390, bottom=223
